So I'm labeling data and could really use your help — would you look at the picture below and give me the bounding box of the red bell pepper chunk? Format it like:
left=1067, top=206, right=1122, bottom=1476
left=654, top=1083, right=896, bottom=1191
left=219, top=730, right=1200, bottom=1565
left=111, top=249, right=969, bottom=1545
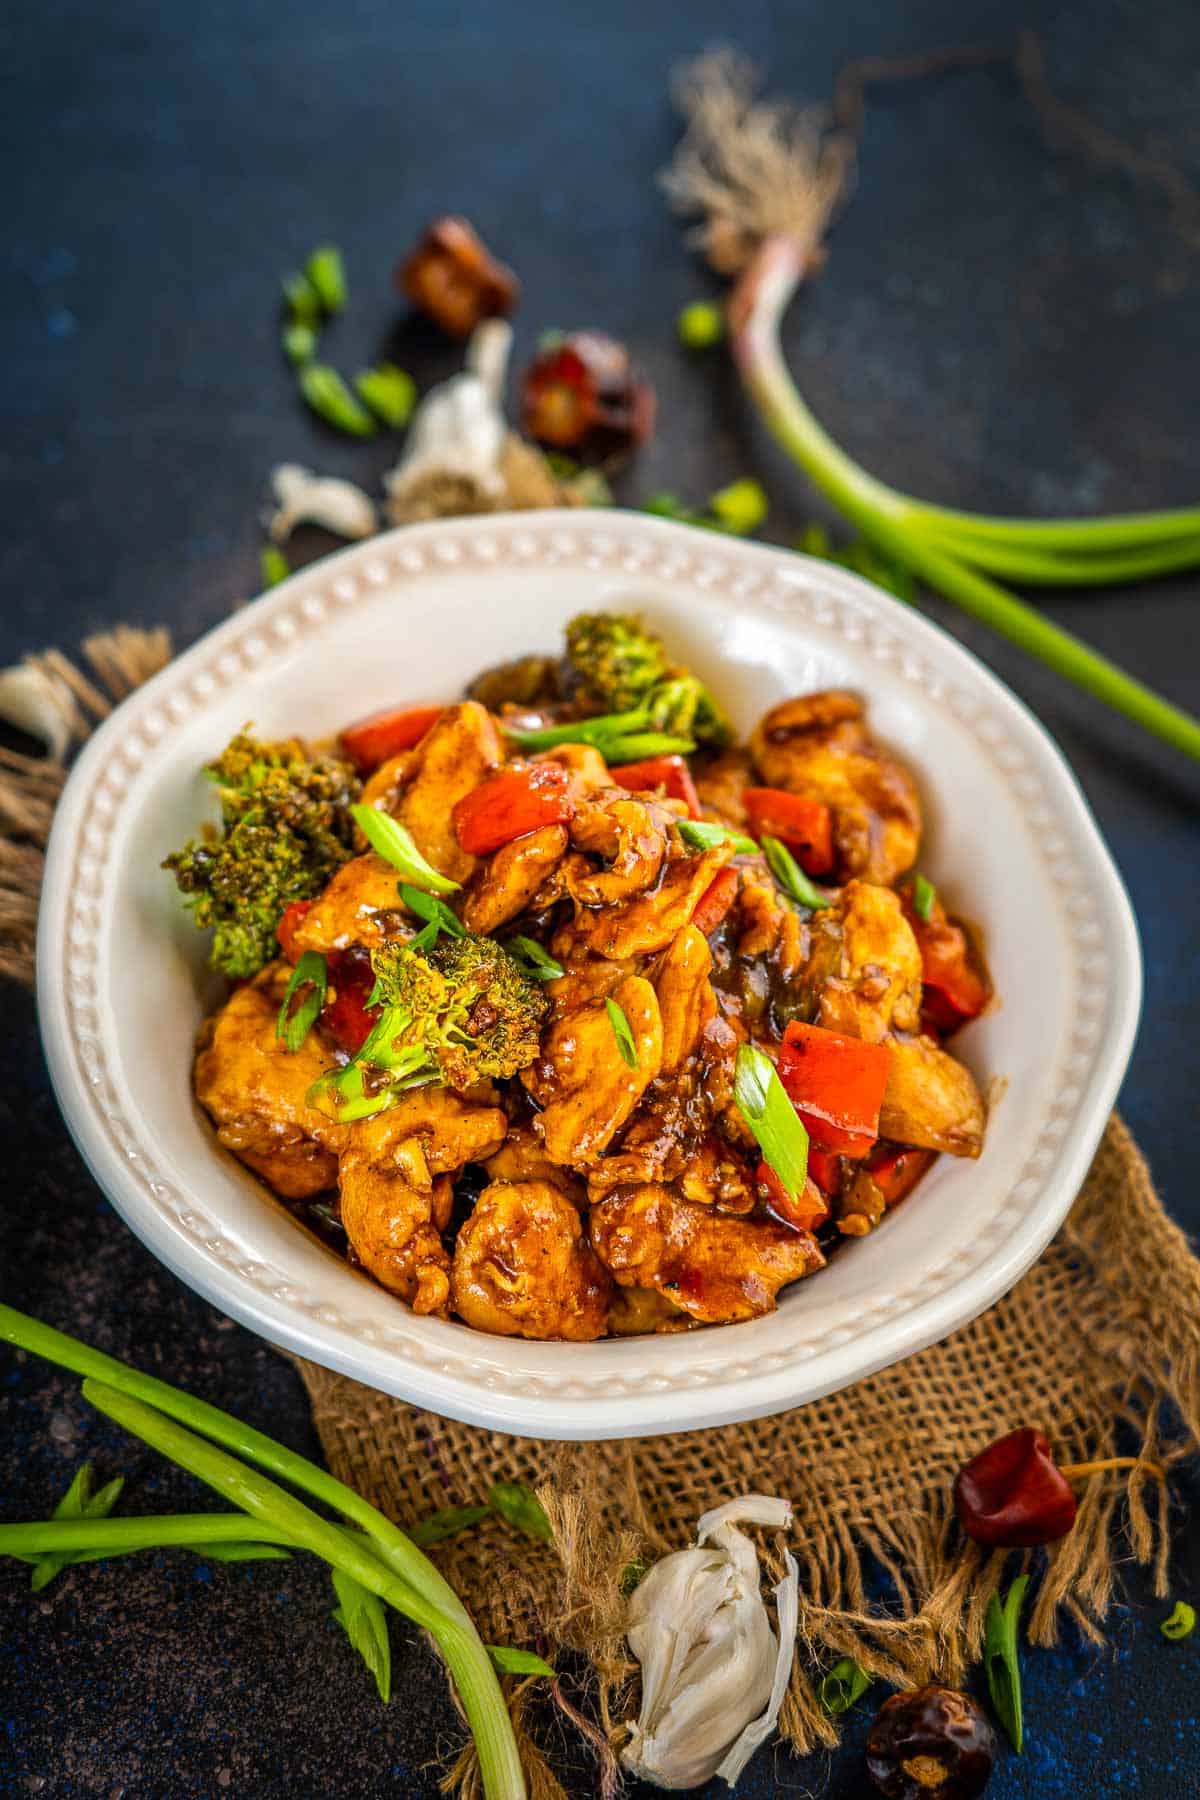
left=452, top=762, right=575, bottom=857
left=776, top=1021, right=891, bottom=1158
left=901, top=885, right=990, bottom=1031
left=690, top=865, right=739, bottom=936
left=321, top=951, right=378, bottom=1056
left=864, top=1143, right=936, bottom=1208
left=611, top=753, right=702, bottom=820
left=742, top=787, right=833, bottom=875
left=806, top=1146, right=842, bottom=1198
left=340, top=704, right=444, bottom=774
left=755, top=1161, right=830, bottom=1232
left=276, top=900, right=312, bottom=964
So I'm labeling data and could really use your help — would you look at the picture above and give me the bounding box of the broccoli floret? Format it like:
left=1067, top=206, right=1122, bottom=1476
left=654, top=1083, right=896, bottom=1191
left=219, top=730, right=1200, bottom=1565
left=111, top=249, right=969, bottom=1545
left=319, top=935, right=549, bottom=1121
left=563, top=612, right=732, bottom=747
left=164, top=732, right=360, bottom=978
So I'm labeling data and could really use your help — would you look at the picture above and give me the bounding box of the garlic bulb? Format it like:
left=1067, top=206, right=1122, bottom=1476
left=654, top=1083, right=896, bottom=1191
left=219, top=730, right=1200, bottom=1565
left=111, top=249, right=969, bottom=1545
left=0, top=660, right=79, bottom=760
left=383, top=320, right=513, bottom=523
left=267, top=464, right=377, bottom=543
left=622, top=1493, right=798, bottom=1791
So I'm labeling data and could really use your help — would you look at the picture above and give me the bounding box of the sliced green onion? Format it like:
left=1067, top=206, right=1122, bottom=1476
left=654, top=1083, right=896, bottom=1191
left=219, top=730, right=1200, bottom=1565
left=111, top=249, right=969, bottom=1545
left=298, top=365, right=377, bottom=438
left=331, top=1566, right=392, bottom=1702
left=488, top=1645, right=555, bottom=1679
left=487, top=1482, right=552, bottom=1544
left=276, top=951, right=327, bottom=1053
left=677, top=299, right=725, bottom=350
left=354, top=364, right=416, bottom=428
left=912, top=873, right=936, bottom=922
left=1161, top=1600, right=1196, bottom=1641
left=677, top=819, right=757, bottom=855
left=605, top=998, right=638, bottom=1069
left=410, top=1505, right=492, bottom=1548
left=762, top=835, right=834, bottom=911
left=601, top=732, right=696, bottom=761
left=352, top=805, right=459, bottom=894
left=983, top=1573, right=1028, bottom=1752
left=734, top=1042, right=809, bottom=1201
left=305, top=245, right=347, bottom=314
left=282, top=270, right=321, bottom=326
left=282, top=322, right=317, bottom=366
left=260, top=544, right=290, bottom=588
left=504, top=708, right=654, bottom=751
left=709, top=476, right=768, bottom=536
left=504, top=937, right=565, bottom=982
left=409, top=921, right=439, bottom=953
left=818, top=1656, right=873, bottom=1715
left=400, top=883, right=465, bottom=939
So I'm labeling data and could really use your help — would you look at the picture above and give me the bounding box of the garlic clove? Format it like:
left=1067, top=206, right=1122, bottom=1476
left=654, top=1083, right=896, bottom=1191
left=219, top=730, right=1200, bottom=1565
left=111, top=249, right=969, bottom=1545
left=268, top=464, right=377, bottom=543
left=716, top=1549, right=799, bottom=1785
left=0, top=661, right=77, bottom=760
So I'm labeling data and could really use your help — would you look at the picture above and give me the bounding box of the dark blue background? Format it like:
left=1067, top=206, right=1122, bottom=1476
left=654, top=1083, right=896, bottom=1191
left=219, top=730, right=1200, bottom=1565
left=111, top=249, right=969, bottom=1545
left=2, top=1, right=1198, bottom=1794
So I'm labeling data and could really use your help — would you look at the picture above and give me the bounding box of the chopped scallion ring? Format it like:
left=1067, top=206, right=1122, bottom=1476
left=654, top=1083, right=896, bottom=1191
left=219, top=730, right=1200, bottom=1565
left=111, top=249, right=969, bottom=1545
left=762, top=835, right=834, bottom=911
left=504, top=936, right=565, bottom=981
left=733, top=1042, right=809, bottom=1201
left=505, top=708, right=652, bottom=750
left=304, top=245, right=347, bottom=314
left=399, top=884, right=465, bottom=940
left=677, top=819, right=757, bottom=855
left=352, top=805, right=459, bottom=894
left=275, top=951, right=327, bottom=1053
left=605, top=997, right=638, bottom=1068
left=912, top=873, right=936, bottom=921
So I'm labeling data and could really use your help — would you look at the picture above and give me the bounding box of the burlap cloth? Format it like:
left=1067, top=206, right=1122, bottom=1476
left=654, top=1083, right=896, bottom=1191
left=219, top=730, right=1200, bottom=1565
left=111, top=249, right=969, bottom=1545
left=4, top=630, right=1199, bottom=1796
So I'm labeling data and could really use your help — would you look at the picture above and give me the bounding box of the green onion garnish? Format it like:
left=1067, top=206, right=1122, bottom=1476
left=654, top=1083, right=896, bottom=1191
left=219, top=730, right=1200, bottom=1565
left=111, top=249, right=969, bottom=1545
left=912, top=873, right=936, bottom=922
left=298, top=365, right=377, bottom=438
left=676, top=819, right=757, bottom=855
left=275, top=951, right=327, bottom=1053
left=282, top=322, right=317, bottom=366
left=504, top=708, right=654, bottom=750
left=504, top=936, right=565, bottom=981
left=983, top=1573, right=1028, bottom=1752
left=1161, top=1600, right=1196, bottom=1641
left=601, top=733, right=696, bottom=761
left=410, top=1505, right=492, bottom=1548
left=304, top=245, right=347, bottom=314
left=399, top=884, right=465, bottom=940
left=281, top=270, right=321, bottom=326
left=762, top=835, right=834, bottom=911
left=28, top=1463, right=125, bottom=1594
left=330, top=1566, right=391, bottom=1702
left=606, top=997, right=638, bottom=1069
left=733, top=1042, right=809, bottom=1201
left=260, top=545, right=290, bottom=589
left=487, top=1645, right=555, bottom=1679
left=818, top=1656, right=873, bottom=1716
left=354, top=364, right=416, bottom=429
left=409, top=921, right=439, bottom=953
left=487, top=1481, right=553, bottom=1543
left=352, top=805, right=459, bottom=894
left=708, top=476, right=768, bottom=536
left=677, top=299, right=725, bottom=350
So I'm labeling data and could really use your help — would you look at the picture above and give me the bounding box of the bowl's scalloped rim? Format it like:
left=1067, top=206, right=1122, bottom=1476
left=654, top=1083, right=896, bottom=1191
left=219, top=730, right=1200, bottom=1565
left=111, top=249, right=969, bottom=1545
left=36, top=510, right=1142, bottom=1439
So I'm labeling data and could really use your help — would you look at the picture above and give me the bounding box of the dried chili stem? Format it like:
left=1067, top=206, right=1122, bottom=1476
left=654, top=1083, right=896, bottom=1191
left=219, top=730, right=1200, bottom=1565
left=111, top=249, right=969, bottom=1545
left=1058, top=1455, right=1167, bottom=1482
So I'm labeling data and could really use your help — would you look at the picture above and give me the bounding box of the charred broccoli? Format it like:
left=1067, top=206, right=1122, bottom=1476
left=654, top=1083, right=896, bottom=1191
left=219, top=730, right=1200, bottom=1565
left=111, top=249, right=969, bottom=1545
left=164, top=733, right=360, bottom=978
left=315, top=933, right=549, bottom=1122
left=563, top=611, right=731, bottom=747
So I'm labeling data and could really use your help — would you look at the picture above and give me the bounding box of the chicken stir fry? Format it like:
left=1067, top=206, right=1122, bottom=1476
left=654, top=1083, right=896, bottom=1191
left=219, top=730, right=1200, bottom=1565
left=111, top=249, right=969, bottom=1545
left=174, top=610, right=992, bottom=1339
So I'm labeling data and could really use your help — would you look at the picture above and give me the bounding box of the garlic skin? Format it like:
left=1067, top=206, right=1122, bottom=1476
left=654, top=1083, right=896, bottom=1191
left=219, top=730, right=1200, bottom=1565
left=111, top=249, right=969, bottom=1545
left=267, top=464, right=377, bottom=543
left=384, top=320, right=513, bottom=523
left=622, top=1494, right=798, bottom=1791
left=0, top=661, right=77, bottom=760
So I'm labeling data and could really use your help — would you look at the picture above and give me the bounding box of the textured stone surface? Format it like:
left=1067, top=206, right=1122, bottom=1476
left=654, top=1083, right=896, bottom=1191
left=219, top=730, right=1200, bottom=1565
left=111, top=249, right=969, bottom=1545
left=2, top=0, right=1199, bottom=1794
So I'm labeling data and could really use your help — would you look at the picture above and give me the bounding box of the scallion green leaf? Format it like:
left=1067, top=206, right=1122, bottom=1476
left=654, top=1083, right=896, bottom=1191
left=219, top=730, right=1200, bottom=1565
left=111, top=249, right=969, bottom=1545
left=488, top=1645, right=555, bottom=1679
left=504, top=937, right=565, bottom=982
left=354, top=364, right=416, bottom=429
left=282, top=322, right=317, bottom=366
left=29, top=1464, right=125, bottom=1594
left=676, top=819, right=757, bottom=855
left=734, top=1042, right=809, bottom=1201
left=504, top=708, right=653, bottom=751
left=399, top=884, right=466, bottom=940
left=677, top=300, right=725, bottom=350
left=762, top=835, right=834, bottom=911
left=298, top=365, right=377, bottom=438
left=601, top=732, right=696, bottom=761
left=708, top=476, right=768, bottom=536
left=282, top=271, right=321, bottom=326
left=331, top=1566, right=392, bottom=1702
left=913, top=873, right=936, bottom=922
left=983, top=1572, right=1028, bottom=1752
left=818, top=1656, right=873, bottom=1715
left=305, top=245, right=347, bottom=314
left=1161, top=1600, right=1196, bottom=1641
left=275, top=951, right=327, bottom=1054
left=605, top=998, right=638, bottom=1069
left=352, top=805, right=459, bottom=895
left=410, top=1505, right=492, bottom=1548
left=260, top=545, right=290, bottom=588
left=487, top=1482, right=552, bottom=1543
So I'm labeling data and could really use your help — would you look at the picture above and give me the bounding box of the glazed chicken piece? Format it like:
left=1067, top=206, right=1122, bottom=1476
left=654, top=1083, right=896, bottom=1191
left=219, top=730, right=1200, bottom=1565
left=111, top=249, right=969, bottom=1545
left=461, top=824, right=569, bottom=934
left=565, top=792, right=669, bottom=905
left=450, top=1180, right=611, bottom=1339
left=338, top=1089, right=508, bottom=1315
left=358, top=749, right=417, bottom=816
left=484, top=1124, right=586, bottom=1204
left=535, top=742, right=613, bottom=796
left=292, top=851, right=408, bottom=956
left=879, top=1036, right=985, bottom=1158
left=606, top=1284, right=691, bottom=1335
left=396, top=700, right=504, bottom=885
left=194, top=965, right=345, bottom=1199
left=572, top=843, right=734, bottom=960
left=815, top=880, right=923, bottom=1043
left=692, top=748, right=752, bottom=828
left=654, top=925, right=717, bottom=1073
left=589, top=1184, right=825, bottom=1324
left=750, top=691, right=921, bottom=886
left=734, top=861, right=807, bottom=978
left=544, top=944, right=641, bottom=1020
left=524, top=974, right=664, bottom=1167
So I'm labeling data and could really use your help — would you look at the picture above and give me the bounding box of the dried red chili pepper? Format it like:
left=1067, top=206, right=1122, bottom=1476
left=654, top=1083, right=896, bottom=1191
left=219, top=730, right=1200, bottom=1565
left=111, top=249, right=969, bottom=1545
left=397, top=216, right=519, bottom=338
left=953, top=1427, right=1166, bottom=1548
left=521, top=331, right=656, bottom=461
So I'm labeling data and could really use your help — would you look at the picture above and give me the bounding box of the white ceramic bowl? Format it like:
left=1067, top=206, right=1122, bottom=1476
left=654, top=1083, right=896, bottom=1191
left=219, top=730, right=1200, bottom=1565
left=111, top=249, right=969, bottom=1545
left=38, top=512, right=1140, bottom=1439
